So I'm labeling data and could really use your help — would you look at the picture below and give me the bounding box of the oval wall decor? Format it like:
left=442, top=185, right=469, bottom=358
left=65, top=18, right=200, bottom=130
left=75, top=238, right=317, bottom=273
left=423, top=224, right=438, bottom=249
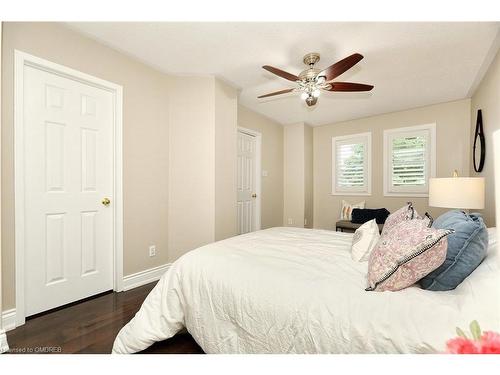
left=473, top=109, right=485, bottom=173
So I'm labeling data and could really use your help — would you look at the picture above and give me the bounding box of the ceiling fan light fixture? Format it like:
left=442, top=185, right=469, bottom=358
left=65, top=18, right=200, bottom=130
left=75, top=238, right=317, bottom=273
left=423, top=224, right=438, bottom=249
left=305, top=96, right=317, bottom=107
left=258, top=52, right=373, bottom=107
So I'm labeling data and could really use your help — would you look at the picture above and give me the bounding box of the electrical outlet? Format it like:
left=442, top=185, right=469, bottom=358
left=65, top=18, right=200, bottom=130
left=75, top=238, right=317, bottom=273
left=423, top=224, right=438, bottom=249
left=287, top=218, right=293, bottom=225
left=149, top=245, right=156, bottom=257
left=304, top=218, right=308, bottom=226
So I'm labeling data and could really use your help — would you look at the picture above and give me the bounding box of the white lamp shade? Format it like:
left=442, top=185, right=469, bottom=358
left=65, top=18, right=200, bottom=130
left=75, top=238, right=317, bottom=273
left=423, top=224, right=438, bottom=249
left=429, top=177, right=485, bottom=209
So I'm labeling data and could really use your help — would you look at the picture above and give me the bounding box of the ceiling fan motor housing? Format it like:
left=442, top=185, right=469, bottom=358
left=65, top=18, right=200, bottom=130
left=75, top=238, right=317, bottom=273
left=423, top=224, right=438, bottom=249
left=298, top=68, right=321, bottom=82
left=299, top=53, right=322, bottom=82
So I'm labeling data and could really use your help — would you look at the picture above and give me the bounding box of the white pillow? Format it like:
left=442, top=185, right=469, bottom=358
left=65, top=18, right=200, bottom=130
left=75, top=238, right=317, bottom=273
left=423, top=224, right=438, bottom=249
left=340, top=200, right=365, bottom=221
left=351, top=219, right=380, bottom=262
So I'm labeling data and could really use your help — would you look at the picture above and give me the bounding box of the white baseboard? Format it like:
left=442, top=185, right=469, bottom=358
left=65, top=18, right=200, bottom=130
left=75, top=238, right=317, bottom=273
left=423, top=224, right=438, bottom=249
left=122, top=263, right=171, bottom=291
left=0, top=330, right=9, bottom=353
left=2, top=309, right=16, bottom=332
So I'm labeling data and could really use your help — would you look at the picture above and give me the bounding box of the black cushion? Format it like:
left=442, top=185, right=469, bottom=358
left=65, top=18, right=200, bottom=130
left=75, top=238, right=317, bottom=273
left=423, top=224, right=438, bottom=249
left=351, top=208, right=390, bottom=224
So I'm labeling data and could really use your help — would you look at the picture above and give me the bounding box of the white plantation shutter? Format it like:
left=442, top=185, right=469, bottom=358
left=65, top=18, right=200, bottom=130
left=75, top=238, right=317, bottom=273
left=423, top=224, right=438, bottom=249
left=384, top=124, right=436, bottom=196
left=391, top=136, right=426, bottom=186
left=332, top=133, right=371, bottom=195
left=337, top=143, right=365, bottom=187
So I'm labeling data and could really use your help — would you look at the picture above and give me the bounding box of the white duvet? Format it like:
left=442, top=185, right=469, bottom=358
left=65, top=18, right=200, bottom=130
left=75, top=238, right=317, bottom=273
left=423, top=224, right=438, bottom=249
left=113, top=227, right=500, bottom=354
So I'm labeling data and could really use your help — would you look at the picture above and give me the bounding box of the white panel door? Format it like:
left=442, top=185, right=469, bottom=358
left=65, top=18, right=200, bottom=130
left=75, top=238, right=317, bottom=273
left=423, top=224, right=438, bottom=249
left=237, top=131, right=257, bottom=234
left=23, top=65, right=114, bottom=316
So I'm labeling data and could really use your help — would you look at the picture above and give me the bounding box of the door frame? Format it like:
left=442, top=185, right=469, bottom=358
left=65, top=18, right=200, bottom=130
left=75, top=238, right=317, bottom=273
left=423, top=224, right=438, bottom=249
left=14, top=50, right=124, bottom=326
left=237, top=127, right=262, bottom=231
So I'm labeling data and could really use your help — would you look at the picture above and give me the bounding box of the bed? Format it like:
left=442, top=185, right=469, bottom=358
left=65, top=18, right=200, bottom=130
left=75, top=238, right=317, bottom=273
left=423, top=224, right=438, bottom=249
left=112, top=227, right=500, bottom=354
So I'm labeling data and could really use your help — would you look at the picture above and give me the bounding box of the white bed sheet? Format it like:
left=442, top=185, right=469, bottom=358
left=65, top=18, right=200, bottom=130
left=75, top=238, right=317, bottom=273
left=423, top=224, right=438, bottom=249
left=112, top=227, right=500, bottom=354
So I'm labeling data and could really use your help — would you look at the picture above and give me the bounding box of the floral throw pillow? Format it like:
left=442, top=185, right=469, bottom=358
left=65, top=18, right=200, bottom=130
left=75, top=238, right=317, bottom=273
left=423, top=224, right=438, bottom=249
left=382, top=202, right=418, bottom=236
left=366, top=219, right=453, bottom=292
left=340, top=200, right=365, bottom=221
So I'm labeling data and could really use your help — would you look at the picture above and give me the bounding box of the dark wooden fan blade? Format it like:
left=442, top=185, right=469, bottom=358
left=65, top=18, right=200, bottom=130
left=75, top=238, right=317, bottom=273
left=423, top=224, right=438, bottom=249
left=258, top=88, right=295, bottom=98
left=319, top=53, right=364, bottom=81
left=262, top=65, right=299, bottom=82
left=327, top=82, right=374, bottom=92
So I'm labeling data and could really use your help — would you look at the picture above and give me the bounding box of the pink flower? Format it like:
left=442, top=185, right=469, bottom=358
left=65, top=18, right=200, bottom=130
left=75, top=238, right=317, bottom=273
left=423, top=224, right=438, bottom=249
left=446, top=337, right=480, bottom=354
left=479, top=331, right=500, bottom=354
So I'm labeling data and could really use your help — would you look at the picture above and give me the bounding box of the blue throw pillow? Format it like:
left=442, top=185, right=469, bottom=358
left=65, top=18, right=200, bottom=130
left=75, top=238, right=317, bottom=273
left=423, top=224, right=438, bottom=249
left=420, top=210, right=488, bottom=291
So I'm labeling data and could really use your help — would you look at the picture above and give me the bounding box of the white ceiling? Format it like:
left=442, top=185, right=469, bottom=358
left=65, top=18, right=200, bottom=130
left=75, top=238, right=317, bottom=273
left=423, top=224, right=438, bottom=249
left=67, top=22, right=500, bottom=126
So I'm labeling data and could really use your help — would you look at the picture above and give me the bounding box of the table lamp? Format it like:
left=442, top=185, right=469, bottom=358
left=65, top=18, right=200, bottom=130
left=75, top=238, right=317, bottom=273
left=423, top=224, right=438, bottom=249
left=429, top=170, right=485, bottom=210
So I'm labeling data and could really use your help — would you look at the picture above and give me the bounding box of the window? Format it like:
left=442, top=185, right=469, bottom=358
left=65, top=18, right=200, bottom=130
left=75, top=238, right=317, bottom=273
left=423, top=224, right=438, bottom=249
left=332, top=132, right=371, bottom=195
left=383, top=124, right=436, bottom=196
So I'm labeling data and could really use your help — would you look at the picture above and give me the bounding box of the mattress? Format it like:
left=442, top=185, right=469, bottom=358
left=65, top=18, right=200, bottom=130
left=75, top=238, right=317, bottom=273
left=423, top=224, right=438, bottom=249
left=113, top=227, right=500, bottom=353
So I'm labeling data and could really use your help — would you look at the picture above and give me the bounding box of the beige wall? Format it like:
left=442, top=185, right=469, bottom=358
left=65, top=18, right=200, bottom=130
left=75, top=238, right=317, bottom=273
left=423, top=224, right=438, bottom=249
left=470, top=48, right=500, bottom=227
left=2, top=22, right=171, bottom=310
left=168, top=77, right=239, bottom=257
left=304, top=124, right=314, bottom=228
left=215, top=79, right=238, bottom=240
left=237, top=105, right=284, bottom=228
left=284, top=123, right=305, bottom=227
left=168, top=76, right=216, bottom=260
left=283, top=122, right=313, bottom=228
left=314, top=99, right=472, bottom=230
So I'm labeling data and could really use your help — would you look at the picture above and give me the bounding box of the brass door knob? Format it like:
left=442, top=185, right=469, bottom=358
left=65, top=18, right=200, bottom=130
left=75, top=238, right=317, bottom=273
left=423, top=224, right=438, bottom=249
left=252, top=193, right=257, bottom=198
left=102, top=197, right=111, bottom=206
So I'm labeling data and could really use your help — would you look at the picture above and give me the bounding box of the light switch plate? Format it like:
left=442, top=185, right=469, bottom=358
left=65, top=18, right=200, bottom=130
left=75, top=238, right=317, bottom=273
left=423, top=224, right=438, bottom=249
left=262, top=170, right=268, bottom=177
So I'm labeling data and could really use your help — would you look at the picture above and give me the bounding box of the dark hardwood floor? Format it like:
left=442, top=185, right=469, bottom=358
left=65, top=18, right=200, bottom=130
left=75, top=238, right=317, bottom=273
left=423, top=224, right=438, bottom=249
left=5, top=282, right=204, bottom=354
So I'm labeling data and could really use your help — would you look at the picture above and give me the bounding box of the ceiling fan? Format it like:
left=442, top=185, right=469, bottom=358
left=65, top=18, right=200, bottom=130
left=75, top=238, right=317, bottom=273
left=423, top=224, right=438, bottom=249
left=258, top=53, right=374, bottom=107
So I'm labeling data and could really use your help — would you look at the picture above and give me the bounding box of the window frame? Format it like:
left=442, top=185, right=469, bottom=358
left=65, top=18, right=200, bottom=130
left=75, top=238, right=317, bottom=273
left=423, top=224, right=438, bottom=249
left=383, top=123, right=436, bottom=197
left=331, top=132, right=372, bottom=196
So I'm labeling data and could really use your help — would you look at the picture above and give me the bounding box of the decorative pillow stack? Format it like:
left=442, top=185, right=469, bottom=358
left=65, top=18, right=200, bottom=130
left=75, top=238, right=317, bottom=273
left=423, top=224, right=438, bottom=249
left=351, top=219, right=380, bottom=262
left=420, top=210, right=488, bottom=291
left=364, top=202, right=454, bottom=292
left=340, top=200, right=365, bottom=221
left=366, top=219, right=453, bottom=291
